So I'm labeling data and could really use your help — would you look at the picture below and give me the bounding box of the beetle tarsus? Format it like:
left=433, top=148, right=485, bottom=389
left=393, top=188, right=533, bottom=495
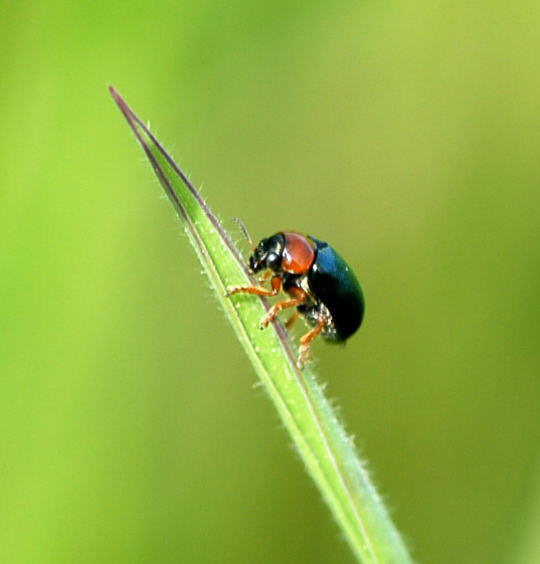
left=297, top=345, right=311, bottom=369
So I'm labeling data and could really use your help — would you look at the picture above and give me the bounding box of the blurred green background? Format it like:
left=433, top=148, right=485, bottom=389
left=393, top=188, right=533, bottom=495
left=1, top=2, right=539, bottom=563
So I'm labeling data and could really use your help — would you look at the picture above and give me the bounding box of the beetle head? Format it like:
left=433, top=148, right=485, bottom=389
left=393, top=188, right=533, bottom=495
left=249, top=234, right=285, bottom=273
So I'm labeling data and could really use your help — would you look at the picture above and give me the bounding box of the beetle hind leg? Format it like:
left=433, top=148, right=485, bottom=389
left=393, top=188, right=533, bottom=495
left=297, top=317, right=326, bottom=368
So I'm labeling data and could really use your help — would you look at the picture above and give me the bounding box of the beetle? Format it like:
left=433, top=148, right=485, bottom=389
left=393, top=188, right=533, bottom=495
left=227, top=231, right=365, bottom=367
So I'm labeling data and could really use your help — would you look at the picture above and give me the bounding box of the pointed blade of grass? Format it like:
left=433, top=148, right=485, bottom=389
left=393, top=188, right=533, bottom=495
left=109, top=86, right=412, bottom=563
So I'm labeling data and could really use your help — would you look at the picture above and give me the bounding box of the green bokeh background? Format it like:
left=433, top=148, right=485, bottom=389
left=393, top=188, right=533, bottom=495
left=2, top=2, right=539, bottom=563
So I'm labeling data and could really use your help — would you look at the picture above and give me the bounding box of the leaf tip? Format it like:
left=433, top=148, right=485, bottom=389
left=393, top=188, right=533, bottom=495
left=108, top=85, right=134, bottom=122
left=108, top=84, right=120, bottom=101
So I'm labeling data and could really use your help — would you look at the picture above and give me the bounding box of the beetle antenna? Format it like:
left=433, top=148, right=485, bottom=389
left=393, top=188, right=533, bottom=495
left=232, top=217, right=254, bottom=247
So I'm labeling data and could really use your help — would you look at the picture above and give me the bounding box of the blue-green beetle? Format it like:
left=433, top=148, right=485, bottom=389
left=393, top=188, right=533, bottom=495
left=228, top=231, right=364, bottom=366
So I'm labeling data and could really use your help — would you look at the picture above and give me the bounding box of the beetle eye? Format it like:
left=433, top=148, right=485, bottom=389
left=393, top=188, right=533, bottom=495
left=267, top=252, right=280, bottom=269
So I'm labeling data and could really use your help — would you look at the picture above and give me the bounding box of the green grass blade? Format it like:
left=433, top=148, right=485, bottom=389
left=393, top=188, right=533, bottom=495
left=109, top=86, right=412, bottom=564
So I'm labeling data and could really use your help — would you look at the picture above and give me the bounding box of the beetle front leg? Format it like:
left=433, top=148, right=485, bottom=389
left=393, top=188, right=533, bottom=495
left=227, top=275, right=282, bottom=298
left=256, top=270, right=273, bottom=285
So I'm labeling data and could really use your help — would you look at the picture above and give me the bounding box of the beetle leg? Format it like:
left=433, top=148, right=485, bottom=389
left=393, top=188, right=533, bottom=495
left=297, top=318, right=326, bottom=368
left=285, top=311, right=300, bottom=329
left=260, top=286, right=307, bottom=329
left=227, top=275, right=282, bottom=298
left=257, top=270, right=273, bottom=285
